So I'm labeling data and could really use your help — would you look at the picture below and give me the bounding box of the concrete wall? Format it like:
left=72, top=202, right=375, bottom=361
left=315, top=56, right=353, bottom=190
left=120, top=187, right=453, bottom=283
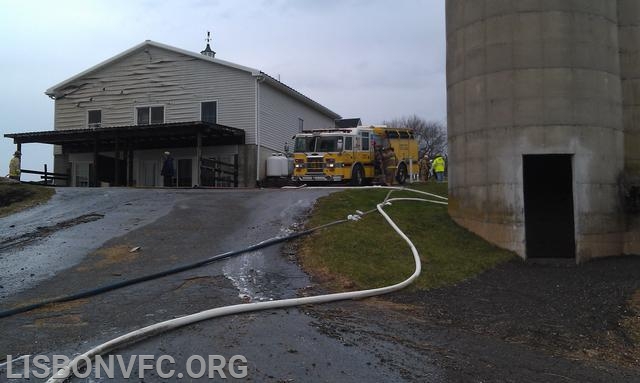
left=619, top=0, right=640, bottom=254
left=446, top=0, right=630, bottom=262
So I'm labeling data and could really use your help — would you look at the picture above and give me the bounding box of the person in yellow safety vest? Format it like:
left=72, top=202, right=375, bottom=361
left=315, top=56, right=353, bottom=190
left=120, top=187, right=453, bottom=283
left=419, top=154, right=430, bottom=181
left=9, top=151, right=21, bottom=181
left=433, top=153, right=446, bottom=182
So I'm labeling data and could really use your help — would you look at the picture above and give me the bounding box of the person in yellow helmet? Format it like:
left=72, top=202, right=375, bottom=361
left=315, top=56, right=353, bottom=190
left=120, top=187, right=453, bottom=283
left=432, top=153, right=445, bottom=182
left=9, top=151, right=21, bottom=181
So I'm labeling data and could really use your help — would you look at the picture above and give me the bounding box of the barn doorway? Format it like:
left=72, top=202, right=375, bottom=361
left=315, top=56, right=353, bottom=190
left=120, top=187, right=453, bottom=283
left=523, top=155, right=575, bottom=258
left=177, top=158, right=193, bottom=187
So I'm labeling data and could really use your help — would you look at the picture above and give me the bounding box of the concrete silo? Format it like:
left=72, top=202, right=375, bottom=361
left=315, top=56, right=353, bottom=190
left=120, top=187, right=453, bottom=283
left=619, top=0, right=640, bottom=254
left=446, top=0, right=636, bottom=261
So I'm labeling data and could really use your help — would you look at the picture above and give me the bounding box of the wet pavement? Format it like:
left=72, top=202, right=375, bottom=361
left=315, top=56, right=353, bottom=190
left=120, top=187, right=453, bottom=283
left=0, top=188, right=410, bottom=382
left=1, top=187, right=638, bottom=382
left=0, top=188, right=182, bottom=297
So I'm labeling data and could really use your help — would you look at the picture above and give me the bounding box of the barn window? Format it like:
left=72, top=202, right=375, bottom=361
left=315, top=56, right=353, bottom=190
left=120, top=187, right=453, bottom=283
left=201, top=101, right=217, bottom=123
left=88, top=110, right=101, bottom=127
left=137, top=106, right=164, bottom=125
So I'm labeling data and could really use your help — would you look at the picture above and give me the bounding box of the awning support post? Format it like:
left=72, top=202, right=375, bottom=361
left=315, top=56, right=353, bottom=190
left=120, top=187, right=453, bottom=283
left=114, top=136, right=120, bottom=186
left=92, top=136, right=99, bottom=187
left=196, top=131, right=202, bottom=187
left=127, top=145, right=133, bottom=187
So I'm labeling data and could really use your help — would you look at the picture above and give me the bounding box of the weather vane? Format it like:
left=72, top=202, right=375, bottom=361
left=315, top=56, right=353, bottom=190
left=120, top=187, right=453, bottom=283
left=205, top=31, right=212, bottom=44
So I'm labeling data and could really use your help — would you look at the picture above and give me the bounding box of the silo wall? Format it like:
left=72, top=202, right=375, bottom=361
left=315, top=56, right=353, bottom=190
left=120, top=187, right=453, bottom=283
left=446, top=0, right=626, bottom=261
left=619, top=0, right=640, bottom=254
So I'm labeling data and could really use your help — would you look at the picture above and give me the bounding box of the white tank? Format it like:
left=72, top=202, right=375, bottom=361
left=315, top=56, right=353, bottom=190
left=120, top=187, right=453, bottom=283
left=266, top=153, right=287, bottom=177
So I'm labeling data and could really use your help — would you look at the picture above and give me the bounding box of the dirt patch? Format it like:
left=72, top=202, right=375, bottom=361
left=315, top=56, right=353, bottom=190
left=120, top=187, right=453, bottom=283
left=361, top=297, right=420, bottom=313
left=174, top=275, right=217, bottom=290
left=93, top=244, right=140, bottom=268
left=25, top=299, right=89, bottom=315
left=618, top=289, right=640, bottom=363
left=625, top=290, right=640, bottom=341
left=19, top=300, right=90, bottom=328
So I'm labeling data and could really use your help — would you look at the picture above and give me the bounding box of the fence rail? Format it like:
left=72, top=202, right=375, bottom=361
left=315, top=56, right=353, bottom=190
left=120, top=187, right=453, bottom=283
left=20, top=164, right=69, bottom=185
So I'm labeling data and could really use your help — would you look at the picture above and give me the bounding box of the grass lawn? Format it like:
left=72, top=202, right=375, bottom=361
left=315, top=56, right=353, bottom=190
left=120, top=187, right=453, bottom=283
left=0, top=182, right=55, bottom=218
left=298, top=182, right=516, bottom=291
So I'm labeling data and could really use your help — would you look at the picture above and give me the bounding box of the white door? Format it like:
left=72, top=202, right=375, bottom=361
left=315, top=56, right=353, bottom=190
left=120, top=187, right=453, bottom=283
left=73, top=162, right=90, bottom=187
left=141, top=161, right=158, bottom=187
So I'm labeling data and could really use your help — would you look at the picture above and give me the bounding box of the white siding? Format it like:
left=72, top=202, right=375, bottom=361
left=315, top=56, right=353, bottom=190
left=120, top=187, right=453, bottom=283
left=258, top=82, right=335, bottom=152
left=54, top=46, right=257, bottom=143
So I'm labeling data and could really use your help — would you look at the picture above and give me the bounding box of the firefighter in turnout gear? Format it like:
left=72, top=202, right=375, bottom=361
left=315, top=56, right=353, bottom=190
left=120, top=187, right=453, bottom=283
left=373, top=143, right=385, bottom=184
left=419, top=154, right=430, bottom=181
left=9, top=151, right=21, bottom=181
left=382, top=147, right=398, bottom=186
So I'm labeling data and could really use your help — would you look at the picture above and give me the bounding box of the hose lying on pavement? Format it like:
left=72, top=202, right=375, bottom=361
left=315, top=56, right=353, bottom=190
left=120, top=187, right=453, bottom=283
left=0, top=219, right=349, bottom=319
left=46, top=187, right=447, bottom=383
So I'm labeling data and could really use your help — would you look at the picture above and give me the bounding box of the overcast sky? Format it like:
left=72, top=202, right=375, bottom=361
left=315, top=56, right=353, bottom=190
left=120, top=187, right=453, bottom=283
left=0, top=0, right=445, bottom=178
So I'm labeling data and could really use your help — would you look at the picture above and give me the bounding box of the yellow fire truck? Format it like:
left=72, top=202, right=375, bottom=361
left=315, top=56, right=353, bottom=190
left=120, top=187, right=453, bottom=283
left=291, top=125, right=419, bottom=185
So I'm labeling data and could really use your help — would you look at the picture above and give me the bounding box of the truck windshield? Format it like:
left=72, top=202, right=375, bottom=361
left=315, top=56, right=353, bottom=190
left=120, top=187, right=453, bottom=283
left=294, top=136, right=316, bottom=153
left=294, top=136, right=344, bottom=152
left=317, top=136, right=340, bottom=152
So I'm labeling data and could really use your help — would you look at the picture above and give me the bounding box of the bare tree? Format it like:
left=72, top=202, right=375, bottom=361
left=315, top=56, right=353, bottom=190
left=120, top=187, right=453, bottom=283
left=384, top=115, right=447, bottom=159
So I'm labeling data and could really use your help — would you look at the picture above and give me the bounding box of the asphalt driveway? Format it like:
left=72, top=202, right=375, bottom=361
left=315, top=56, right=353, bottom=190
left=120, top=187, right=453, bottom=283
left=0, top=187, right=411, bottom=382
left=0, top=187, right=638, bottom=382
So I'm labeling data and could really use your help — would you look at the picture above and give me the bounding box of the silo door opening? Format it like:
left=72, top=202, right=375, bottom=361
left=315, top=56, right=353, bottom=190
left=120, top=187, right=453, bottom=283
left=523, top=155, right=575, bottom=258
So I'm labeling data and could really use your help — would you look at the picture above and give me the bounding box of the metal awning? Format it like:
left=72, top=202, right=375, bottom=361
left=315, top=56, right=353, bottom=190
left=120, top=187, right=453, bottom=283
left=4, top=121, right=245, bottom=153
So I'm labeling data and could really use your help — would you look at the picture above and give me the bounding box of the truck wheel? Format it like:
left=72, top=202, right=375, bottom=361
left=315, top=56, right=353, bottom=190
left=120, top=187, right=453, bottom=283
left=396, top=163, right=407, bottom=185
left=351, top=165, right=364, bottom=186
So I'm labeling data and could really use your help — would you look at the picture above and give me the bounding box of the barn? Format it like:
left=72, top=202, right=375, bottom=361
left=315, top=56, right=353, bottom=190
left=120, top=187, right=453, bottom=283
left=5, top=40, right=340, bottom=187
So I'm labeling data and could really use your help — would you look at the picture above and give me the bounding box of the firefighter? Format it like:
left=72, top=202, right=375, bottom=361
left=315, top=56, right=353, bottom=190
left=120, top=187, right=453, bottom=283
left=433, top=153, right=446, bottom=182
left=382, top=147, right=397, bottom=186
left=373, top=143, right=385, bottom=184
left=9, top=151, right=21, bottom=181
left=419, top=154, right=430, bottom=181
